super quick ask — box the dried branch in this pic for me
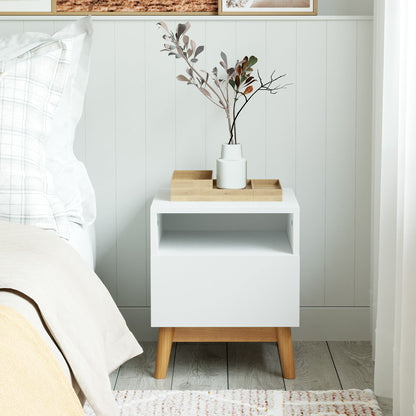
[158,21,288,145]
[228,70,289,144]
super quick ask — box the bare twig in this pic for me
[228,70,288,144]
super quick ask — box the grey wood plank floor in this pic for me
[109,341,393,416]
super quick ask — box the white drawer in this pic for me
[151,255,299,327]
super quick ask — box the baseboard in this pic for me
[119,306,371,342]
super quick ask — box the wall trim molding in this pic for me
[120,306,371,342]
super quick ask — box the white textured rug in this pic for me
[83,389,382,415]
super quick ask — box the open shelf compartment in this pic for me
[155,213,296,256]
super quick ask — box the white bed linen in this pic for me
[67,221,96,269]
[0,221,141,416]
[0,221,97,402]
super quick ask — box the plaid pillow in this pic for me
[0,40,72,238]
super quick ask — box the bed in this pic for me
[0,17,142,416]
[0,222,96,398]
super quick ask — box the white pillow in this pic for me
[0,18,96,226]
[45,17,96,226]
[0,40,72,238]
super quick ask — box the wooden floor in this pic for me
[110,341,392,416]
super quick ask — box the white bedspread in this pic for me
[0,221,143,416]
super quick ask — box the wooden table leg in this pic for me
[154,327,174,379]
[276,327,296,379]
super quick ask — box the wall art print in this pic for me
[219,0,317,15]
[56,0,217,13]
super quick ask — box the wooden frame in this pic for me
[0,0,215,15]
[218,0,317,16]
[154,327,296,380]
[54,0,217,15]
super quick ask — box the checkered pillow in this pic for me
[0,40,72,238]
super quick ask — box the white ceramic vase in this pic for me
[216,143,247,189]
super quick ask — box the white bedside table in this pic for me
[150,188,300,379]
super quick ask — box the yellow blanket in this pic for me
[0,305,84,416]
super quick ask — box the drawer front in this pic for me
[151,255,299,327]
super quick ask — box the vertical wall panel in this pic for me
[22,21,53,33]
[235,21,266,178]
[355,20,373,306]
[115,21,147,307]
[53,19,75,30]
[145,19,176,194]
[296,21,327,306]
[84,21,117,298]
[145,20,176,304]
[0,17,373,333]
[175,21,206,170]
[205,21,237,174]
[266,21,297,187]
[0,21,23,35]
[325,21,357,306]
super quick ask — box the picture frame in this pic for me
[0,0,53,14]
[218,0,317,15]
[0,0,218,14]
[55,0,217,14]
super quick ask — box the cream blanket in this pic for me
[0,221,143,416]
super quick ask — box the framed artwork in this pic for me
[0,0,53,13]
[56,0,216,14]
[219,0,317,15]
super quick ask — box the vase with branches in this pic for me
[158,21,288,189]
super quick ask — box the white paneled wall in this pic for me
[0,17,373,340]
